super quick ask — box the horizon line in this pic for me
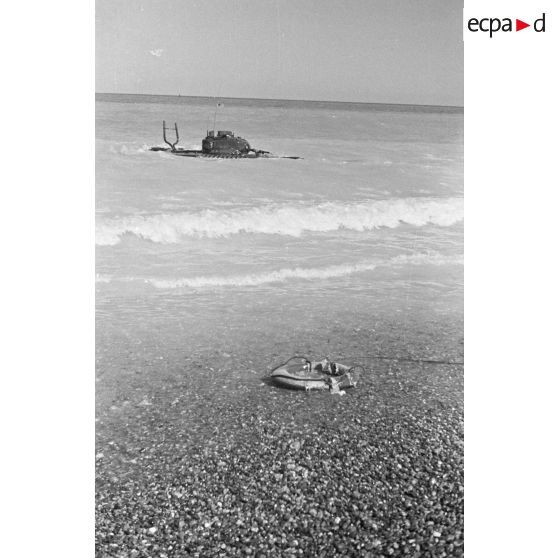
[95,91,464,110]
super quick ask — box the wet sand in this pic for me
[96,308,463,557]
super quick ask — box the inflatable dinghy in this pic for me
[271,356,363,391]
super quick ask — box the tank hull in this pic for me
[202,133,251,155]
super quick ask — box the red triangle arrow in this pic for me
[516,19,530,31]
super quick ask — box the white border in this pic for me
[465,1,557,555]
[1,2,94,557]
[2,1,557,556]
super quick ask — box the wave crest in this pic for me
[150,262,378,289]
[96,252,462,290]
[96,197,463,245]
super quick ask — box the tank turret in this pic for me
[202,130,251,155]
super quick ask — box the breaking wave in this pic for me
[108,143,151,155]
[95,273,112,283]
[149,262,379,289]
[96,197,463,245]
[96,252,462,290]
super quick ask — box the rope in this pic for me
[353,355,463,366]
[272,355,462,375]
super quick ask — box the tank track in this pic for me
[149,147,300,159]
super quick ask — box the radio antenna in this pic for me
[213,101,223,133]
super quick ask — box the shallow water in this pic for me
[96,94,463,400]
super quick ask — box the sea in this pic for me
[95,93,463,402]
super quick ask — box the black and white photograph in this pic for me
[95,1,464,556]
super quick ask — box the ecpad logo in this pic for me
[468,13,546,38]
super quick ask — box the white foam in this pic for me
[150,262,379,289]
[95,251,463,290]
[95,273,112,283]
[390,252,464,266]
[95,197,463,245]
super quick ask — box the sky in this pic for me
[96,0,463,106]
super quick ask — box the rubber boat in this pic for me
[271,356,363,391]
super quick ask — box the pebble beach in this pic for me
[96,309,463,557]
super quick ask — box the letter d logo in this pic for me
[534,13,546,32]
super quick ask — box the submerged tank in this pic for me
[150,121,300,159]
[202,130,251,155]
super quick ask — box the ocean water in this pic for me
[95,94,463,398]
